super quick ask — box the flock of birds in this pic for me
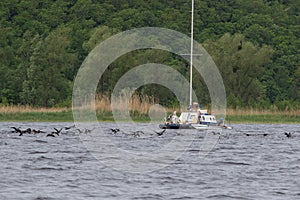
[10,125,93,137]
[242,131,295,138]
[8,125,296,139]
[108,128,167,137]
[9,125,168,138]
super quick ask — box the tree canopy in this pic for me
[0,0,299,109]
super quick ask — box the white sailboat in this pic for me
[159,0,231,130]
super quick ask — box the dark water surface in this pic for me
[0,122,299,200]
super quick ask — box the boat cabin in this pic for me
[179,110,217,125]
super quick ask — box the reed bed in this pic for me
[1,101,299,116]
[1,94,299,123]
[94,94,175,114]
[226,108,300,116]
[0,105,70,113]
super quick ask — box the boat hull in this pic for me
[159,123,194,129]
[159,123,232,130]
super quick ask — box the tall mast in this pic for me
[189,0,194,110]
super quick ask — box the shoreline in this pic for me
[0,110,299,124]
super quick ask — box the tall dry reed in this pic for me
[0,105,70,113]
[2,95,299,117]
[95,93,166,114]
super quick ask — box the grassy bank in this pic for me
[225,108,299,124]
[227,114,299,124]
[0,106,73,122]
[0,105,299,124]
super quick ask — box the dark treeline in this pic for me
[0,0,299,109]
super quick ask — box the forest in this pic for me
[0,0,299,110]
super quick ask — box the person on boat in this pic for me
[167,113,173,123]
[171,111,179,124]
[197,109,201,124]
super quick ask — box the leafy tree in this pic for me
[21,27,77,107]
[203,33,274,105]
[0,0,298,109]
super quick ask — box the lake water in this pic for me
[0,122,299,200]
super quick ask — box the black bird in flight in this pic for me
[154,129,166,136]
[24,128,32,134]
[52,128,62,136]
[32,129,45,134]
[11,127,31,136]
[46,133,56,137]
[11,127,22,134]
[284,132,292,138]
[64,124,75,130]
[110,128,120,134]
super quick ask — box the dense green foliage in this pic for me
[0,0,299,109]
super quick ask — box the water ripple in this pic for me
[0,123,299,199]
